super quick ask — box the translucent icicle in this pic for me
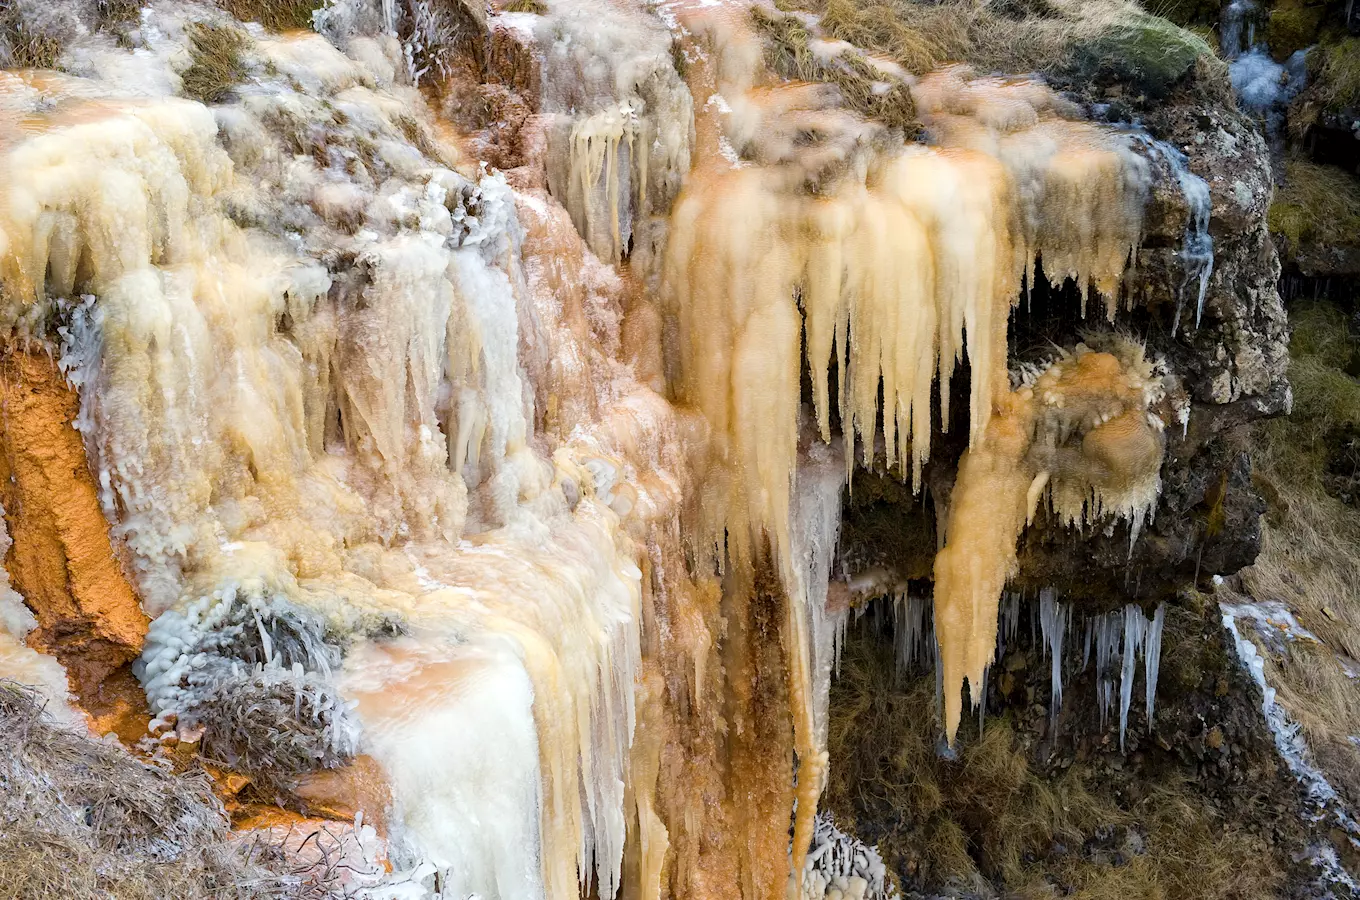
[1120,605,1149,751]
[1144,603,1166,725]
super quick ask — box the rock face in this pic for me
[0,349,147,698]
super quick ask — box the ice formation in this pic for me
[0,17,657,899]
[0,0,1205,893]
[934,342,1167,741]
[1220,0,1311,145]
[795,814,896,900]
[1128,132,1214,329]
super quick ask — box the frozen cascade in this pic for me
[1219,0,1310,147]
[1230,47,1310,148]
[790,437,849,761]
[0,16,663,899]
[0,0,1215,892]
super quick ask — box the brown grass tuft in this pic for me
[824,629,1284,896]
[216,0,322,32]
[503,0,549,13]
[751,6,919,133]
[0,680,342,899]
[1235,301,1360,806]
[181,20,250,105]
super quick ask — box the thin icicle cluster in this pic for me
[1082,603,1167,750]
[538,0,694,268]
[874,587,1167,750]
[1038,589,1072,722]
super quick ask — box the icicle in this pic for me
[1093,611,1123,728]
[1038,589,1068,723]
[1144,603,1166,725]
[892,593,933,675]
[1120,605,1149,751]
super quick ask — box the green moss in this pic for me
[1077,11,1214,94]
[1313,34,1360,111]
[180,21,249,105]
[1268,157,1360,257]
[1265,0,1326,59]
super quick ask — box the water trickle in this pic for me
[1129,132,1215,331]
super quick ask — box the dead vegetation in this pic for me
[823,630,1284,897]
[765,0,1211,93]
[180,20,250,104]
[1235,301,1360,806]
[216,0,322,31]
[0,680,343,900]
[0,0,66,69]
[751,6,919,133]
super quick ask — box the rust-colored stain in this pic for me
[0,348,148,699]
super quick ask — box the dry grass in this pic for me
[751,6,919,133]
[1313,34,1360,112]
[772,0,1210,88]
[0,4,64,69]
[0,680,341,900]
[1268,157,1360,254]
[216,0,321,31]
[97,0,144,27]
[503,0,548,13]
[1236,301,1360,804]
[181,20,250,104]
[824,631,1283,897]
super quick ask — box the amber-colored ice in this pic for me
[656,6,1162,759]
[0,3,1178,896]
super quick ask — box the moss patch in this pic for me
[1074,10,1214,94]
[1312,33,1360,112]
[1265,0,1326,59]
